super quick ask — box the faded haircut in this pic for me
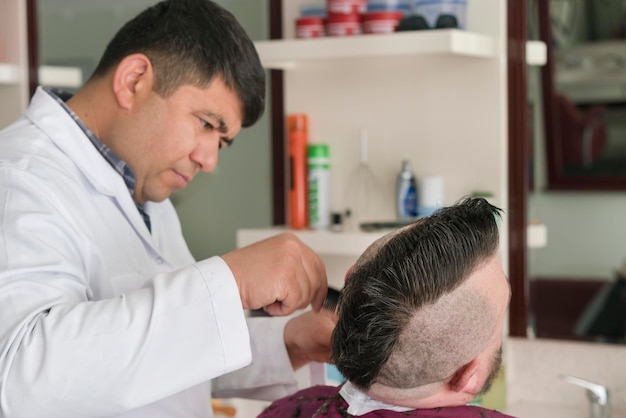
[89,0,265,127]
[331,197,502,390]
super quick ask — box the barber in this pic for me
[0,1,334,417]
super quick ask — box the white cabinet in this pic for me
[38,65,83,89]
[255,29,497,69]
[256,30,546,70]
[0,63,83,89]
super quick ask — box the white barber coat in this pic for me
[0,87,297,417]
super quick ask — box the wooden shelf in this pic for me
[0,64,82,88]
[239,223,547,255]
[528,223,548,249]
[254,30,547,69]
[526,40,547,66]
[254,30,497,70]
[0,63,21,85]
[39,65,83,89]
[237,227,388,256]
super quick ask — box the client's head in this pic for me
[331,197,510,408]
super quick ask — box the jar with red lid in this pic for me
[327,0,367,18]
[296,16,326,38]
[362,11,404,34]
[326,13,362,36]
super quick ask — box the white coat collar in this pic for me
[25,87,127,199]
[24,87,157,244]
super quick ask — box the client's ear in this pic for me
[344,265,354,282]
[448,359,480,394]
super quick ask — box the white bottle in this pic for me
[396,160,418,221]
[418,175,444,217]
[308,144,331,229]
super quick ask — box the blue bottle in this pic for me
[396,160,418,221]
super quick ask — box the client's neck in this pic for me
[365,380,476,409]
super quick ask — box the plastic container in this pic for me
[396,160,418,221]
[327,0,367,17]
[308,144,331,229]
[362,11,404,34]
[330,212,343,232]
[296,17,326,38]
[326,13,362,36]
[418,175,444,216]
[411,0,467,29]
[367,0,411,13]
[300,2,327,17]
[288,114,309,230]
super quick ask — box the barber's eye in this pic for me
[219,138,234,149]
[200,119,213,130]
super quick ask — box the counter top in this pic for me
[505,402,586,418]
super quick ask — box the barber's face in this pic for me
[120,77,243,204]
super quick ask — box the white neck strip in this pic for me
[339,381,415,416]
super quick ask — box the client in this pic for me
[258,197,513,417]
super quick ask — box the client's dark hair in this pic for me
[331,197,502,390]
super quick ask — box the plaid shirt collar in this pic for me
[43,88,151,232]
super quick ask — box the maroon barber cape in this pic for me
[257,385,515,418]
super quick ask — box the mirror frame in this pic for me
[538,0,626,191]
[508,0,530,337]
[269,0,286,226]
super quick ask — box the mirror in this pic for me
[539,0,626,189]
[527,0,626,344]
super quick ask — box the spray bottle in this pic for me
[288,114,308,229]
[396,160,418,221]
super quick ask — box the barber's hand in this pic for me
[221,232,327,316]
[284,309,338,370]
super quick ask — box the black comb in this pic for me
[321,286,341,313]
[249,286,342,317]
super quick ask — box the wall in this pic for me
[37,0,273,259]
[284,55,506,220]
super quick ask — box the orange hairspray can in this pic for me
[288,114,308,230]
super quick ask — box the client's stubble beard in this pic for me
[479,346,503,395]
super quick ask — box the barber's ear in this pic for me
[112,54,154,109]
[448,359,480,393]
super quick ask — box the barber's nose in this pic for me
[191,136,219,173]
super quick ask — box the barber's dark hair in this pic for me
[90,0,265,127]
[331,197,502,390]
